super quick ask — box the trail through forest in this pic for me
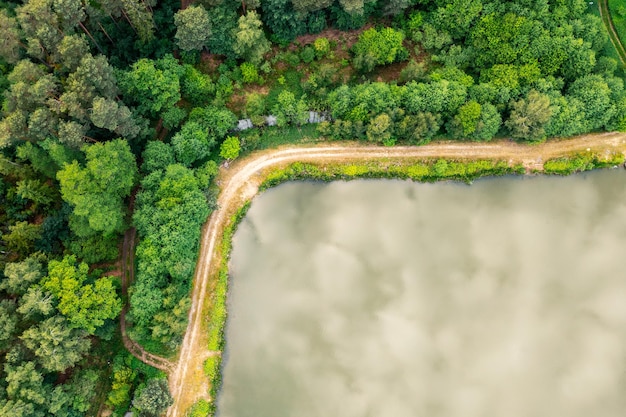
[162,132,626,417]
[120,228,174,372]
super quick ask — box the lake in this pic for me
[218,169,626,417]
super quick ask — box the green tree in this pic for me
[18,286,55,318]
[57,139,137,236]
[141,141,175,173]
[171,121,212,167]
[352,27,406,72]
[181,65,214,106]
[2,256,43,295]
[0,400,40,417]
[233,11,271,65]
[397,112,441,145]
[90,97,140,138]
[4,361,49,405]
[188,105,236,140]
[4,221,42,257]
[21,316,91,372]
[220,136,241,161]
[55,34,89,72]
[505,90,552,142]
[174,5,212,52]
[245,92,267,126]
[132,378,172,417]
[449,101,501,141]
[272,91,309,127]
[567,74,616,130]
[42,255,122,334]
[118,55,183,117]
[366,113,393,143]
[119,0,155,43]
[0,300,18,350]
[16,179,56,207]
[0,10,22,64]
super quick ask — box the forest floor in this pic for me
[164,132,626,417]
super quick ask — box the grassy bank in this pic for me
[199,202,251,416]
[543,151,625,174]
[261,159,525,189]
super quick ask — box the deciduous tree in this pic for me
[174,5,212,52]
[57,139,137,236]
[233,11,271,65]
[219,136,241,161]
[42,255,122,334]
[505,90,552,142]
[21,316,91,372]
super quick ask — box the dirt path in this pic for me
[165,132,626,417]
[120,228,174,372]
[598,0,626,66]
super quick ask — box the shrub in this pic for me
[300,46,316,63]
[189,400,212,417]
[543,152,625,174]
[399,59,427,83]
[284,52,301,66]
[219,136,241,161]
[352,27,407,72]
[240,62,259,84]
[313,37,331,59]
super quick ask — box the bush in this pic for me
[260,159,523,189]
[352,27,407,72]
[543,152,625,174]
[399,59,427,83]
[284,52,301,67]
[313,37,331,59]
[300,46,316,64]
[189,399,212,417]
[219,136,241,161]
[240,62,259,84]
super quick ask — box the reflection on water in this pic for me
[218,170,626,417]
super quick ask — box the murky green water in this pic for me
[218,170,626,417]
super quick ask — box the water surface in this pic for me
[218,170,626,417]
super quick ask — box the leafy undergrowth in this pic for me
[261,159,524,189]
[543,150,625,174]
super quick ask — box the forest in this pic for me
[0,0,625,416]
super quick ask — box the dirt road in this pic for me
[166,133,626,417]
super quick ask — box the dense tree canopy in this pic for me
[0,0,625,415]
